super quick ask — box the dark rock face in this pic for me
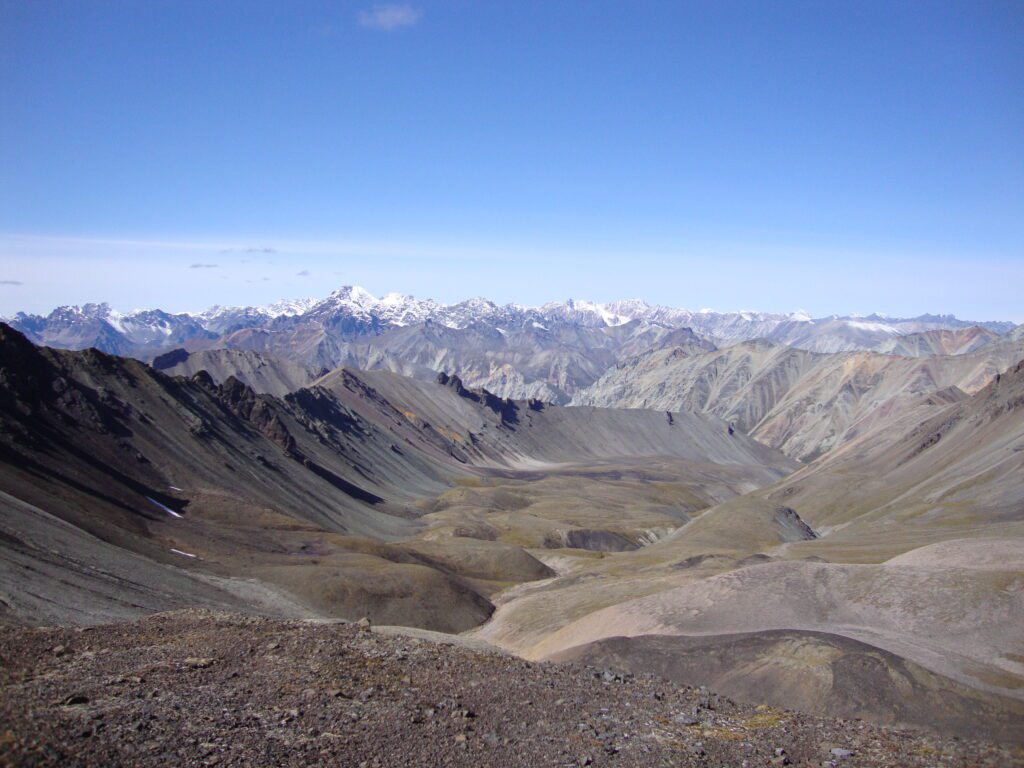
[0,323,130,437]
[437,372,519,425]
[0,322,56,414]
[287,387,366,437]
[151,347,190,370]
[210,376,296,452]
[773,506,817,540]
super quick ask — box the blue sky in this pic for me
[1,1,1022,320]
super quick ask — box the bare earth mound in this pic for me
[551,630,1024,744]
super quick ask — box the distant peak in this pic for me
[329,285,378,303]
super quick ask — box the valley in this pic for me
[2,305,1023,761]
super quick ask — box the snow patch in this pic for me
[146,497,182,518]
[846,320,900,334]
[105,309,126,333]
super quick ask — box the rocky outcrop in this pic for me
[437,372,520,425]
[151,347,190,369]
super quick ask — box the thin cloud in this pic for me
[296,270,310,277]
[0,280,23,286]
[189,263,220,269]
[358,4,422,30]
[219,246,276,254]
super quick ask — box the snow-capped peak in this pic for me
[538,299,631,327]
[328,285,378,306]
[263,297,316,317]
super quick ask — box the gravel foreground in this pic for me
[1,611,1021,768]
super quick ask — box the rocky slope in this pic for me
[756,355,1024,537]
[1,611,1020,767]
[572,337,1024,460]
[153,347,323,397]
[875,325,1002,356]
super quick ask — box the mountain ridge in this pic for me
[8,287,1018,405]
[9,286,1017,354]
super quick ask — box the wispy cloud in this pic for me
[0,280,23,286]
[296,270,310,277]
[220,246,276,254]
[189,263,220,269]
[358,4,422,31]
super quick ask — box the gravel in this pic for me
[1,610,1020,767]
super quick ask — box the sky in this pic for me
[1,1,1022,321]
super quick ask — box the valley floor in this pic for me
[2,610,1021,768]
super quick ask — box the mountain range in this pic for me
[6,287,1021,404]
